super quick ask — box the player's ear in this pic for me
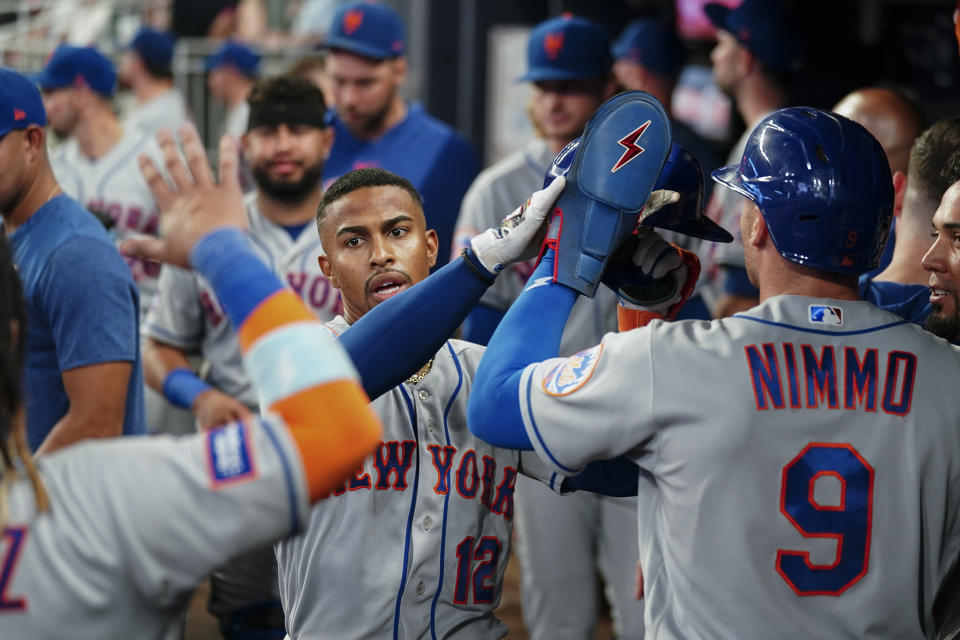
[318,254,340,289]
[424,228,438,268]
[22,126,45,164]
[320,126,335,159]
[892,171,907,219]
[391,57,407,87]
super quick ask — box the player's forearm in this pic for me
[339,249,493,400]
[469,249,578,449]
[142,338,193,393]
[192,228,382,501]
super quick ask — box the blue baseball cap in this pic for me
[611,18,685,77]
[0,68,46,136]
[519,14,612,83]
[324,2,405,60]
[204,41,261,77]
[129,27,175,70]
[704,0,804,73]
[34,45,116,96]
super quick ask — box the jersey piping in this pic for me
[393,384,421,640]
[733,314,908,336]
[429,341,465,638]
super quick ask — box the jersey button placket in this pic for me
[418,389,430,401]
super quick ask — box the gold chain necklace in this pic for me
[405,358,435,385]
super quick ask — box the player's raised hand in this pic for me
[120,124,247,268]
[470,175,565,274]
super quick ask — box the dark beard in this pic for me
[251,161,324,205]
[924,293,960,342]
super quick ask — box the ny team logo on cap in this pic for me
[543,31,564,59]
[343,9,364,35]
[611,120,651,173]
[809,305,843,326]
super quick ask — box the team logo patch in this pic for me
[13,109,25,121]
[808,304,843,326]
[542,344,604,396]
[611,120,651,173]
[343,9,364,34]
[206,422,257,487]
[543,32,564,59]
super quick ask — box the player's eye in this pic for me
[345,236,363,248]
[389,227,408,238]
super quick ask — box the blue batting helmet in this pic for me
[546,139,732,243]
[711,107,893,274]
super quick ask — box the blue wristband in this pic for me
[163,368,213,409]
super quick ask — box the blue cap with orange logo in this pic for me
[519,14,612,83]
[704,0,804,73]
[34,44,117,96]
[324,1,405,60]
[0,68,45,136]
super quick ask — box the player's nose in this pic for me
[368,235,395,266]
[921,236,947,274]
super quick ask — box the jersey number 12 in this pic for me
[776,442,873,596]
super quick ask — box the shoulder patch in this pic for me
[542,344,604,396]
[205,422,258,488]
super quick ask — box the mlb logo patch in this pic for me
[206,422,257,487]
[543,344,604,396]
[809,305,843,326]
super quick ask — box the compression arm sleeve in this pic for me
[192,228,382,502]
[339,248,493,400]
[461,304,506,346]
[468,249,577,449]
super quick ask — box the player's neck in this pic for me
[353,97,407,141]
[735,79,786,128]
[2,168,60,234]
[134,79,173,106]
[759,260,861,303]
[874,248,929,287]
[256,189,322,227]
[75,112,124,161]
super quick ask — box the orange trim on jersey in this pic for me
[617,306,663,332]
[276,380,382,502]
[237,290,316,352]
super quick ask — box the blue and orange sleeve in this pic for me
[192,229,382,502]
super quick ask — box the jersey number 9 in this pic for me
[776,442,874,596]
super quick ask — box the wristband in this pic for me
[460,247,497,286]
[163,368,213,409]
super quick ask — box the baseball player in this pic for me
[470,107,960,638]
[36,44,164,321]
[0,125,381,640]
[923,179,960,344]
[118,26,193,136]
[142,76,339,638]
[450,17,641,637]
[321,1,480,267]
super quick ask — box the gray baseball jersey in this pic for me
[124,88,192,137]
[453,138,619,355]
[0,416,309,640]
[276,317,563,640]
[50,130,163,320]
[145,193,342,408]
[519,295,960,639]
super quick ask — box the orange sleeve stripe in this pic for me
[238,290,316,352]
[274,380,383,503]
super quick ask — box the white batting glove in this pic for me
[470,176,565,274]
